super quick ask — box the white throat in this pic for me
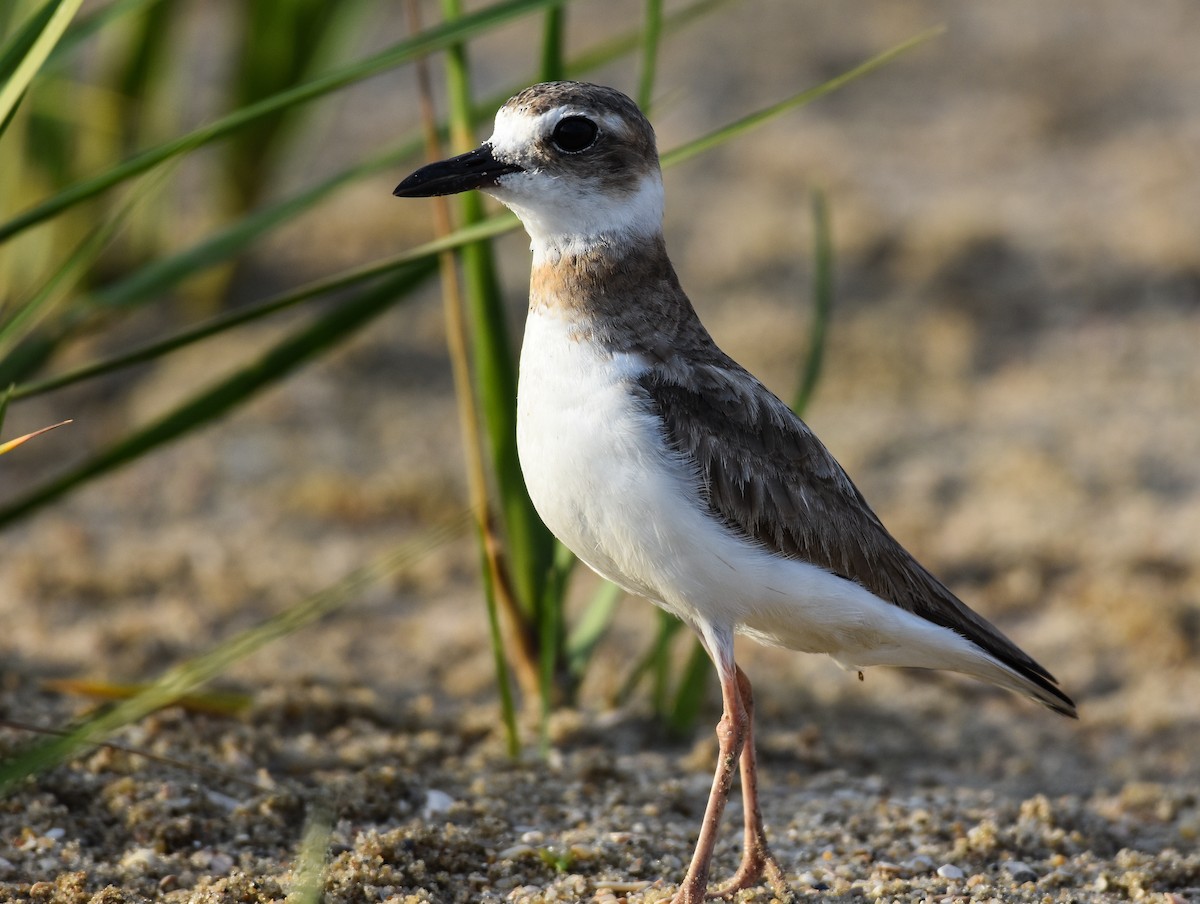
[493,171,665,263]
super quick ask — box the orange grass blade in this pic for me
[43,679,253,717]
[0,418,71,455]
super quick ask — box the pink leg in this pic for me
[708,667,792,900]
[671,654,748,904]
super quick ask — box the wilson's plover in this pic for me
[395,81,1076,904]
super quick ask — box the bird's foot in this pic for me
[706,847,794,901]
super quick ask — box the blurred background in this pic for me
[1,0,1198,872]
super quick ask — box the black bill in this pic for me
[393,144,522,198]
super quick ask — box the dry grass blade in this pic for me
[0,418,70,456]
[41,679,251,717]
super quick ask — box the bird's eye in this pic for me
[550,116,598,153]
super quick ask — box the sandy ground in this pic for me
[2,1,1199,901]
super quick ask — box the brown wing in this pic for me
[636,354,1069,701]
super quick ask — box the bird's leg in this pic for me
[708,666,793,900]
[672,657,748,904]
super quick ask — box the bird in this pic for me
[394,81,1076,904]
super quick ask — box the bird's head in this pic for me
[394,81,665,256]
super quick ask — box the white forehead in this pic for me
[488,104,629,160]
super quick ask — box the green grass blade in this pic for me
[0,86,22,140]
[0,0,568,244]
[51,0,169,64]
[667,638,711,737]
[651,614,684,714]
[564,0,727,80]
[0,182,125,337]
[0,261,436,530]
[616,614,682,707]
[107,0,177,154]
[538,557,564,751]
[540,8,565,82]
[662,26,945,170]
[0,515,468,793]
[475,520,521,757]
[225,0,372,211]
[534,0,570,729]
[792,189,832,416]
[0,0,84,130]
[88,145,417,314]
[0,383,11,436]
[286,800,334,904]
[636,0,663,109]
[565,580,623,681]
[0,165,163,360]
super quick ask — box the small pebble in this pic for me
[423,789,455,819]
[1003,859,1039,883]
[205,790,242,812]
[936,863,965,879]
[591,880,649,893]
[496,843,537,861]
[905,855,935,873]
[120,847,164,874]
[567,843,595,861]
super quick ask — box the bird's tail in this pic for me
[962,654,1077,718]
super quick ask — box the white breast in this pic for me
[516,307,681,603]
